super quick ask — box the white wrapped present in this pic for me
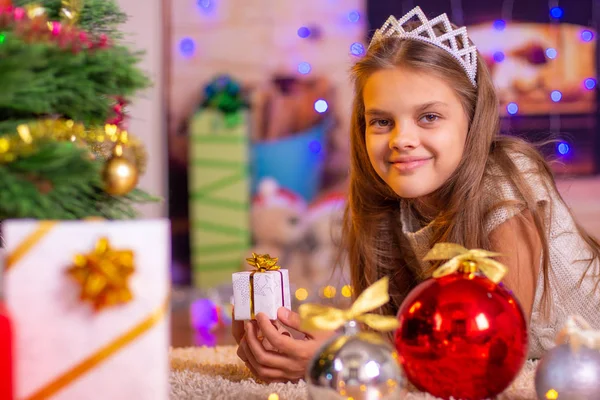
[2,219,170,400]
[232,254,291,320]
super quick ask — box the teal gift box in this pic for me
[251,121,329,203]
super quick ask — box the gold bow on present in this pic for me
[556,315,600,352]
[245,252,281,272]
[424,243,507,284]
[66,237,135,312]
[299,277,399,332]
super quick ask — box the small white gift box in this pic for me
[2,219,170,400]
[232,268,291,320]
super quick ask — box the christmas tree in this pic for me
[0,0,155,221]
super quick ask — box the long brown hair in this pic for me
[344,33,600,315]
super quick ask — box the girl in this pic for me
[233,6,600,382]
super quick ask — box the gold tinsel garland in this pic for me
[0,119,147,175]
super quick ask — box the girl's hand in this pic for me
[231,306,250,363]
[238,307,334,383]
[231,306,244,344]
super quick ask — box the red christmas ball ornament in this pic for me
[0,301,14,399]
[394,244,528,400]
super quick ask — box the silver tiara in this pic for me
[369,6,478,87]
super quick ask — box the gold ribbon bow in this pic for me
[424,243,507,284]
[555,315,600,352]
[66,237,135,312]
[245,252,281,272]
[299,277,399,332]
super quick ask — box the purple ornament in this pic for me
[190,298,219,331]
[194,330,217,347]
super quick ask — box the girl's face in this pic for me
[363,66,469,199]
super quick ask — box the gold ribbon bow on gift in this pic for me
[424,243,507,284]
[66,237,136,312]
[299,277,399,332]
[555,315,600,352]
[246,252,281,272]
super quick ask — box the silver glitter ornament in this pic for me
[306,320,407,400]
[535,343,600,399]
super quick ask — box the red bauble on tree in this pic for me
[394,244,528,400]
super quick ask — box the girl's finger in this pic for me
[236,340,248,362]
[242,335,288,383]
[255,313,309,358]
[245,321,292,370]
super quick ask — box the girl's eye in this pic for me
[370,119,392,127]
[420,114,439,123]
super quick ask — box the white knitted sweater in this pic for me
[398,153,600,359]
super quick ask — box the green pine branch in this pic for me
[0,141,158,219]
[0,33,150,132]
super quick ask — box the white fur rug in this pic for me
[169,346,539,400]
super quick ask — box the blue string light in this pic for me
[350,42,365,56]
[314,99,329,113]
[197,0,213,11]
[557,142,570,155]
[309,140,322,154]
[584,78,597,90]
[581,30,594,42]
[545,48,557,59]
[348,11,360,22]
[179,37,196,57]
[550,90,562,102]
[507,102,519,115]
[493,19,506,31]
[298,62,312,75]
[493,51,505,62]
[297,26,311,38]
[550,7,563,19]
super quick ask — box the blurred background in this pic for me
[118,0,600,347]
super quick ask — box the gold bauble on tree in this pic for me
[102,144,138,195]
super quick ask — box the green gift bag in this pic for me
[188,109,250,288]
